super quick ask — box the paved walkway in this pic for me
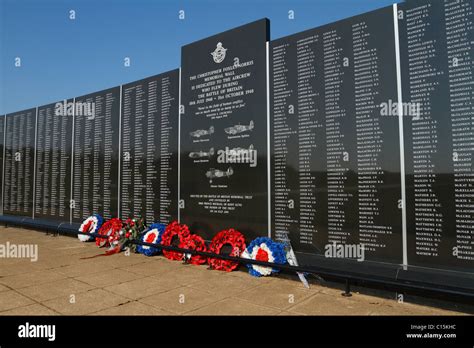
[0,226,472,315]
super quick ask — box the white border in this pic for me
[393,4,408,269]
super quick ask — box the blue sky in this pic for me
[0,0,401,115]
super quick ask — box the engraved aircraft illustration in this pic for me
[189,147,215,159]
[206,167,234,183]
[224,121,254,135]
[190,126,214,138]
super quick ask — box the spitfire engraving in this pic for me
[224,120,254,135]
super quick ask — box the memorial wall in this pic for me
[270,5,403,264]
[72,87,121,222]
[3,108,36,217]
[0,0,472,288]
[120,71,179,224]
[35,100,73,221]
[0,115,4,215]
[269,0,474,276]
[400,0,474,272]
[180,19,270,240]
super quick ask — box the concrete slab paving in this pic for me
[0,270,67,289]
[52,261,116,278]
[189,272,265,297]
[92,301,174,315]
[288,293,380,315]
[0,226,473,316]
[233,281,318,311]
[187,298,282,315]
[0,290,35,312]
[150,264,225,287]
[74,268,145,288]
[119,259,185,277]
[41,288,129,315]
[139,286,224,314]
[16,278,94,302]
[0,261,43,277]
[103,277,171,300]
[1,303,59,316]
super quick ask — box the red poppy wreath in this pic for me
[208,229,246,272]
[180,234,208,265]
[161,221,190,260]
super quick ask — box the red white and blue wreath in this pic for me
[137,223,166,257]
[242,237,287,277]
[77,214,103,242]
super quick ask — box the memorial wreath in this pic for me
[181,234,208,265]
[77,214,103,242]
[242,237,287,277]
[117,217,147,252]
[208,229,246,272]
[137,222,166,257]
[95,218,123,248]
[161,221,191,261]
